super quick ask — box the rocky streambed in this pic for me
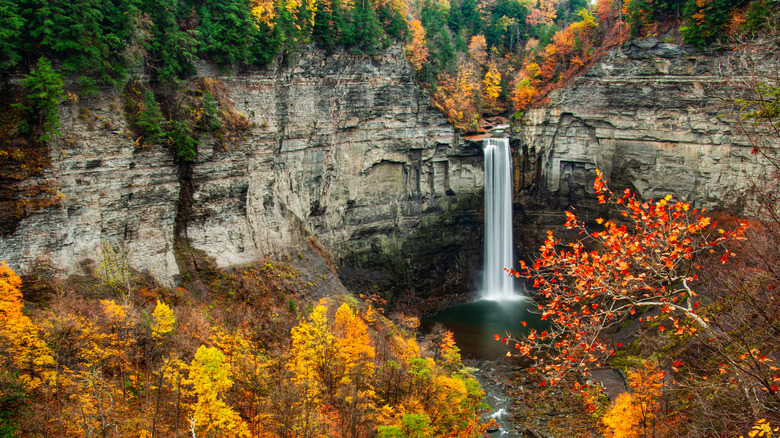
[471,359,609,438]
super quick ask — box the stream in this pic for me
[422,298,545,436]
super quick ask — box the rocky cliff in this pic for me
[515,37,776,223]
[0,46,484,298]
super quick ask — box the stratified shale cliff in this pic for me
[0,46,484,297]
[515,37,776,219]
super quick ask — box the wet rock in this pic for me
[522,429,545,438]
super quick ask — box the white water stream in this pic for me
[482,138,517,300]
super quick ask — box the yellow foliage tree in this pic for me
[251,0,277,27]
[483,63,503,112]
[603,392,645,438]
[0,261,54,390]
[288,303,334,436]
[151,299,176,340]
[188,345,250,437]
[332,303,377,437]
[603,362,663,438]
[407,19,429,72]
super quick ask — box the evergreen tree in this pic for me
[484,0,527,51]
[143,0,198,84]
[202,91,221,132]
[460,0,483,34]
[18,57,64,142]
[447,0,464,34]
[273,0,304,61]
[0,0,24,70]
[134,89,166,145]
[198,0,262,66]
[168,120,197,161]
[19,0,132,89]
[249,19,280,65]
[378,3,408,42]
[420,0,455,70]
[312,0,340,52]
[351,0,385,55]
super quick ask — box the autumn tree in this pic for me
[467,35,488,66]
[151,299,176,340]
[407,19,430,72]
[287,303,334,436]
[502,170,747,386]
[0,261,54,391]
[482,62,503,113]
[332,303,378,437]
[526,0,557,26]
[188,345,250,437]
[602,362,665,438]
[432,63,481,131]
[511,79,538,112]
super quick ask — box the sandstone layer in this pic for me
[1,46,484,296]
[515,37,776,219]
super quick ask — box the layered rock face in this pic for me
[516,37,775,217]
[1,46,484,294]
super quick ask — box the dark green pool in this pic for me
[422,297,545,360]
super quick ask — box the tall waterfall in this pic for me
[482,138,516,300]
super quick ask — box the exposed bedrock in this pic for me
[514,37,776,232]
[0,46,484,299]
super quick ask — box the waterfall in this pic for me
[482,138,516,300]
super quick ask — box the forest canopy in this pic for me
[2,0,774,122]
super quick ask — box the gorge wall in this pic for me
[514,36,776,226]
[0,46,484,299]
[6,37,774,302]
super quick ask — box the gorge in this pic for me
[3,37,773,305]
[2,0,779,433]
[1,32,779,438]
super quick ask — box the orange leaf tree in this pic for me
[505,170,747,386]
[602,362,664,438]
[0,261,54,390]
[407,19,430,72]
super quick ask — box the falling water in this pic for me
[482,138,516,300]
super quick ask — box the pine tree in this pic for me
[350,0,385,55]
[143,0,198,84]
[134,89,166,145]
[18,57,64,142]
[378,3,408,42]
[0,0,24,70]
[19,0,131,89]
[312,0,340,53]
[198,0,262,66]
